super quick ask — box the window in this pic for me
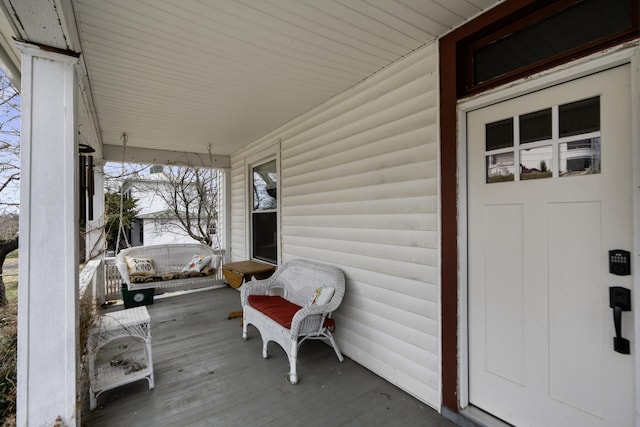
[460,0,637,96]
[485,96,600,183]
[251,159,278,264]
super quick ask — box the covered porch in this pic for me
[2,1,493,424]
[81,286,453,427]
[5,0,640,425]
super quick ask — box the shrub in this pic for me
[0,303,17,427]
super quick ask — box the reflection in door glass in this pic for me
[559,138,601,176]
[486,152,514,183]
[520,145,552,180]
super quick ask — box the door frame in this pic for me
[455,45,640,422]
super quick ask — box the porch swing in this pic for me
[112,134,225,301]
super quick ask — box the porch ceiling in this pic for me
[1,0,498,159]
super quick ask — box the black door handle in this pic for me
[609,286,631,354]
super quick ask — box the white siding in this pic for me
[230,154,247,261]
[141,219,202,246]
[230,44,440,408]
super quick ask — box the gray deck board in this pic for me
[82,287,455,427]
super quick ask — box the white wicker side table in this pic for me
[87,306,154,410]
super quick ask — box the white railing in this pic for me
[104,257,122,301]
[79,258,105,306]
[78,259,104,416]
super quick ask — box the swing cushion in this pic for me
[125,257,156,277]
[128,266,217,284]
[181,255,213,273]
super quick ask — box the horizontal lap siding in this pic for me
[230,44,440,408]
[230,155,246,262]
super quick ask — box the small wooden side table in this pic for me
[223,260,276,319]
[222,260,276,289]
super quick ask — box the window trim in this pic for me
[245,144,281,265]
[484,97,601,183]
[459,0,639,97]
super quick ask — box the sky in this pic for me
[0,67,20,213]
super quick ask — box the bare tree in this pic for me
[140,166,218,247]
[0,72,20,306]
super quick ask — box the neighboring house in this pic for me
[4,1,640,426]
[121,166,218,247]
[132,210,191,247]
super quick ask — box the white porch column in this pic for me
[219,169,232,263]
[16,42,80,426]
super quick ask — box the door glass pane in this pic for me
[487,152,515,183]
[486,118,514,151]
[520,145,552,180]
[559,97,600,137]
[520,108,552,144]
[559,138,601,176]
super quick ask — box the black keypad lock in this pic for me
[609,250,631,276]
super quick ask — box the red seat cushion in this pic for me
[248,295,336,330]
[248,295,301,328]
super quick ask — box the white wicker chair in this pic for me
[115,243,222,291]
[241,258,345,384]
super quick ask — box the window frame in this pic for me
[245,146,280,265]
[459,0,639,97]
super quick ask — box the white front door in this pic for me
[467,64,635,427]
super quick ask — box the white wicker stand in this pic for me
[87,306,154,410]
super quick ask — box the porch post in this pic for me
[220,169,232,263]
[16,42,80,426]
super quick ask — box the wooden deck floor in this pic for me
[82,286,455,427]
